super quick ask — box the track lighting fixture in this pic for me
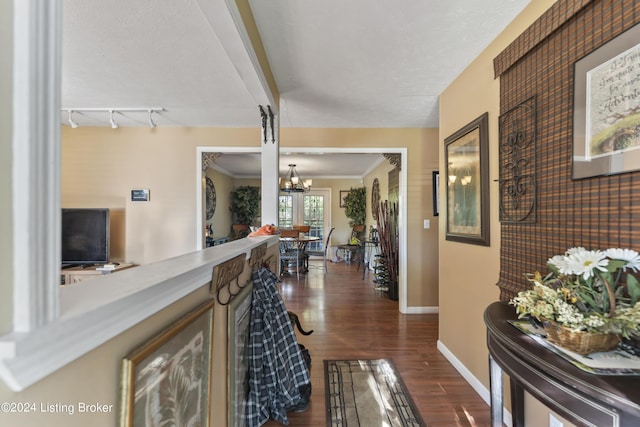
[109,110,119,129]
[148,109,157,128]
[60,108,164,128]
[67,110,79,128]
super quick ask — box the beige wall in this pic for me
[438,0,562,419]
[61,127,261,264]
[317,177,364,246]
[0,0,12,335]
[62,127,440,308]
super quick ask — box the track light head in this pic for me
[109,110,119,129]
[61,108,164,128]
[148,109,157,128]
[67,110,79,128]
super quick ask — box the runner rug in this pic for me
[324,359,425,426]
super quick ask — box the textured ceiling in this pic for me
[62,0,530,176]
[62,0,530,129]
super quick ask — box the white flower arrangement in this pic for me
[510,247,640,339]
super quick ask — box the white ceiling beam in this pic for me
[195,0,278,112]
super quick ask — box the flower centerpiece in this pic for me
[510,247,640,354]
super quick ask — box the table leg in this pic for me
[489,355,504,427]
[510,378,524,426]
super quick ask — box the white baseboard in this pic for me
[403,306,439,314]
[436,340,512,427]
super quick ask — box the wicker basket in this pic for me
[544,323,620,355]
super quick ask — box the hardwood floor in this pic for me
[263,260,492,427]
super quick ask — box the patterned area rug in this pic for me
[324,359,425,426]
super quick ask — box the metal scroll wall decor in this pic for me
[259,105,275,144]
[498,96,537,223]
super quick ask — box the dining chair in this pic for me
[279,228,301,238]
[279,229,304,279]
[293,225,311,235]
[336,225,366,265]
[304,227,334,273]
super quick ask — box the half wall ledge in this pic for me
[0,235,278,391]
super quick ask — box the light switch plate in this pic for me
[423,219,430,229]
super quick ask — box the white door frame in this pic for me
[196,146,408,313]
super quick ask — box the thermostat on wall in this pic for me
[131,189,150,202]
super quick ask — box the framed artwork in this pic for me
[573,23,640,179]
[119,300,214,427]
[339,190,350,208]
[228,284,253,427]
[444,113,490,246]
[432,171,440,216]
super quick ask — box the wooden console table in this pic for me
[484,301,640,427]
[60,263,136,285]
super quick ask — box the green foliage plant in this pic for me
[230,185,260,225]
[343,187,366,227]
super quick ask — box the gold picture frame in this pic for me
[227,283,253,427]
[119,300,214,427]
[444,113,490,246]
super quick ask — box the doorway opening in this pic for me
[279,189,331,252]
[196,146,409,312]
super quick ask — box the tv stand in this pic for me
[60,263,100,270]
[60,263,135,285]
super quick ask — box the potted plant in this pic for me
[229,186,260,238]
[510,247,640,354]
[343,187,366,227]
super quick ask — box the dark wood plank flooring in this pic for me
[263,260,492,426]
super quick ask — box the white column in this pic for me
[12,0,62,331]
[261,106,279,226]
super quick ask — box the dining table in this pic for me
[279,235,320,274]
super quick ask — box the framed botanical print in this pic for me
[228,284,253,427]
[120,300,214,427]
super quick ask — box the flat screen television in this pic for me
[61,208,110,266]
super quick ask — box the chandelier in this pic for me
[280,164,312,193]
